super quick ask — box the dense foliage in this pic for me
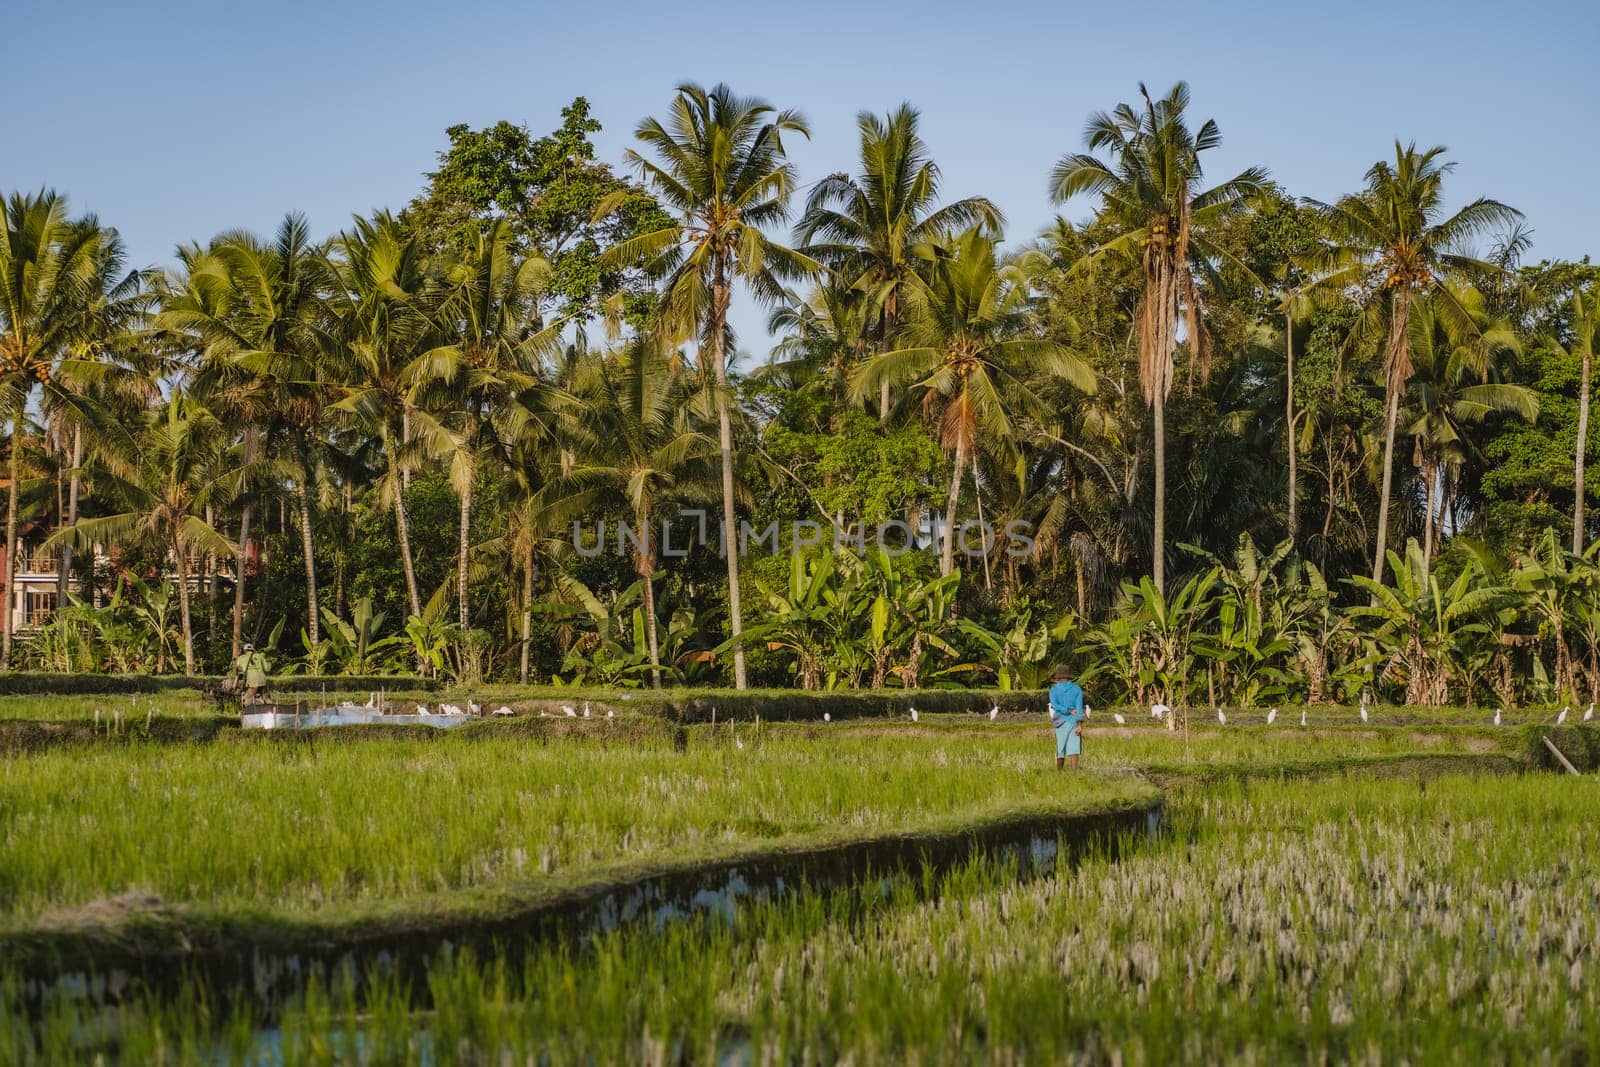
[4,82,1596,705]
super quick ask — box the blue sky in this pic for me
[6,0,1596,353]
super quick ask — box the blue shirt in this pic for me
[1049,681,1084,727]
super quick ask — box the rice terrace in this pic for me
[5,0,1600,1062]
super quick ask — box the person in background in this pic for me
[231,643,270,706]
[1048,664,1086,770]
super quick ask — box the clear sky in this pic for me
[6,0,1596,353]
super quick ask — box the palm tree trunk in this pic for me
[2,394,26,668]
[1372,380,1403,589]
[710,266,746,689]
[293,442,320,647]
[940,436,968,578]
[1285,308,1298,540]
[971,461,992,591]
[1422,455,1438,568]
[1577,350,1592,555]
[520,538,535,684]
[176,543,195,676]
[58,425,82,600]
[638,515,661,690]
[232,503,251,659]
[457,472,472,631]
[1152,385,1167,596]
[385,434,421,619]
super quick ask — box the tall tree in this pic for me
[555,337,717,687]
[611,82,817,689]
[1546,286,1597,553]
[1404,285,1535,565]
[327,212,440,620]
[48,394,238,674]
[1307,142,1519,587]
[1050,82,1267,593]
[852,228,1095,577]
[158,215,334,646]
[426,219,557,632]
[0,191,131,667]
[796,104,1003,418]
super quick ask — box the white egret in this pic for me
[1151,703,1169,720]
[1300,710,1307,727]
[1267,709,1277,725]
[561,705,576,717]
[1494,708,1502,726]
[1557,705,1569,725]
[440,704,463,716]
[823,712,831,723]
[365,692,378,709]
[1217,709,1227,725]
[910,708,919,722]
[989,705,1000,721]
[1113,712,1126,725]
[468,700,482,716]
[606,708,615,719]
[493,706,514,717]
[584,702,591,718]
[1586,703,1595,722]
[415,704,429,716]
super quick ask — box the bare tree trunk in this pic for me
[1372,293,1412,590]
[58,425,82,600]
[2,394,26,668]
[1372,382,1403,590]
[1422,455,1438,568]
[1577,350,1592,554]
[1285,308,1298,540]
[232,503,251,659]
[1152,385,1167,596]
[457,473,472,631]
[385,434,421,619]
[972,461,992,591]
[940,436,967,578]
[520,539,535,684]
[293,441,320,647]
[176,543,195,676]
[638,514,661,690]
[710,266,746,689]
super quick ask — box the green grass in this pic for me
[0,726,1147,926]
[7,771,1592,1063]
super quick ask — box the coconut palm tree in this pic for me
[851,227,1095,577]
[47,394,238,674]
[1306,142,1520,586]
[1546,286,1597,553]
[796,104,1003,419]
[611,82,817,689]
[159,215,336,647]
[424,218,558,633]
[0,190,136,667]
[1050,82,1268,594]
[551,337,718,687]
[1404,285,1536,565]
[326,212,441,620]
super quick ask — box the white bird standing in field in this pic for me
[493,706,514,716]
[1217,708,1227,725]
[1557,705,1569,725]
[440,703,463,716]
[606,708,614,720]
[1494,708,1502,726]
[415,704,429,716]
[1113,712,1125,725]
[583,702,591,718]
[1299,709,1307,727]
[989,704,1000,721]
[1360,704,1369,724]
[1151,703,1169,720]
[1267,708,1277,726]
[1585,702,1595,722]
[823,712,831,722]
[561,704,576,717]
[909,707,919,722]
[365,692,378,709]
[468,700,482,716]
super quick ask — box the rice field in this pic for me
[0,727,1152,925]
[5,770,1593,1063]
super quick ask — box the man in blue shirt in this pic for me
[1048,665,1086,771]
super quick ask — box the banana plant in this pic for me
[1347,540,1516,705]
